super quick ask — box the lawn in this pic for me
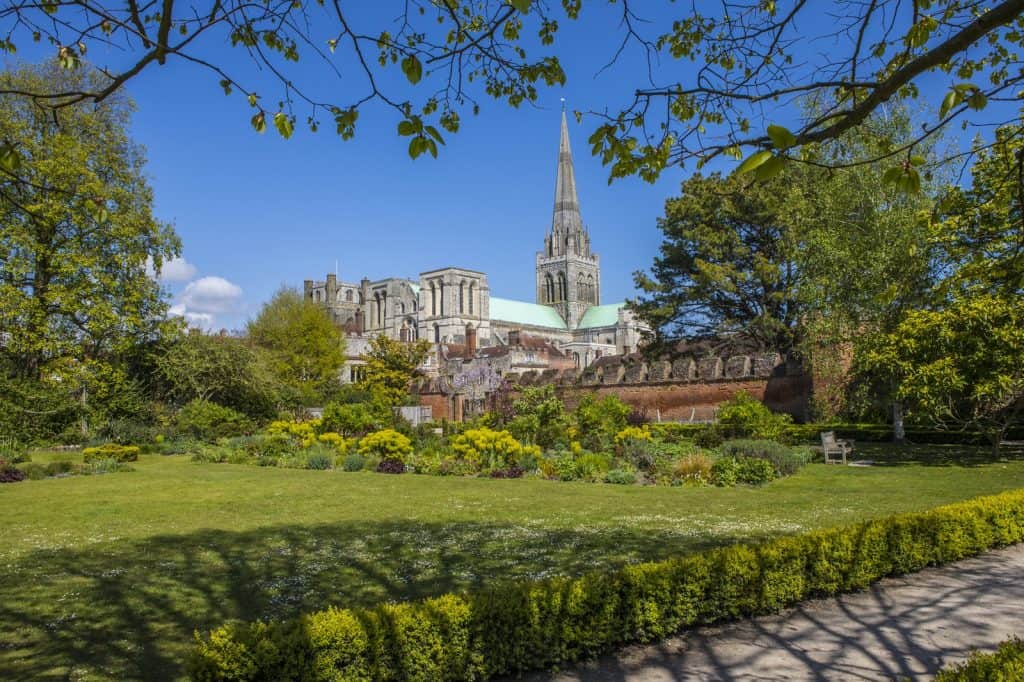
[3,448,1024,680]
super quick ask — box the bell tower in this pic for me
[536,110,600,328]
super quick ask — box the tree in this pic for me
[862,294,1024,453]
[247,288,346,406]
[153,331,279,418]
[357,335,431,407]
[0,63,179,435]
[632,170,806,354]
[937,121,1024,296]
[1,2,1019,181]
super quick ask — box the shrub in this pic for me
[716,391,792,441]
[574,452,612,482]
[177,400,254,442]
[719,439,810,477]
[673,454,714,485]
[341,453,366,472]
[574,394,631,452]
[45,460,74,476]
[735,457,776,485]
[375,458,406,474]
[935,637,1024,681]
[619,438,656,473]
[193,489,1024,681]
[693,425,724,449]
[83,443,140,463]
[0,464,26,483]
[451,428,537,471]
[20,462,48,480]
[489,466,525,479]
[604,468,637,485]
[711,457,739,487]
[158,438,201,456]
[357,429,413,463]
[0,438,29,463]
[306,452,333,470]
[81,458,133,475]
[98,418,159,446]
[614,426,652,449]
[319,401,384,437]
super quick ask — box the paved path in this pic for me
[519,545,1024,681]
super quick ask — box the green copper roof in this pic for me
[578,303,625,329]
[489,297,567,329]
[408,282,420,295]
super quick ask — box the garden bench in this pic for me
[819,431,854,464]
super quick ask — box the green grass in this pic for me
[3,448,1024,680]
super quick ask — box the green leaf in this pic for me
[909,154,926,167]
[424,125,444,144]
[939,90,960,118]
[401,54,423,85]
[251,111,266,134]
[967,90,987,111]
[397,120,416,136]
[509,0,531,12]
[0,142,21,173]
[734,150,774,176]
[766,124,797,150]
[274,112,293,139]
[881,167,903,185]
[753,154,785,180]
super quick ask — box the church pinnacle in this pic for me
[548,110,589,258]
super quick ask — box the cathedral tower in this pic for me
[536,110,601,328]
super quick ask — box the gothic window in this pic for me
[587,274,595,303]
[469,282,475,314]
[439,281,445,316]
[459,281,465,314]
[430,282,436,316]
[573,352,580,368]
[544,274,554,303]
[434,323,440,343]
[557,272,567,302]
[345,290,353,302]
[577,274,586,301]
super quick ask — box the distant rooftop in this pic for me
[578,303,625,329]
[489,297,567,330]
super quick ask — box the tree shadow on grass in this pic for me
[0,518,786,681]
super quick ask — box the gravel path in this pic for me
[518,544,1024,681]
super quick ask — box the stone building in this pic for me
[305,111,649,382]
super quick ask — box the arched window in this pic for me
[557,272,567,302]
[430,282,436,316]
[468,282,475,314]
[345,290,353,302]
[587,274,595,303]
[459,281,465,314]
[573,352,580,368]
[544,274,554,303]
[439,281,445,316]
[373,293,381,327]
[577,274,586,301]
[433,323,440,343]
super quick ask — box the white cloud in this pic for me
[160,257,198,282]
[168,276,244,330]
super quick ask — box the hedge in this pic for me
[82,443,140,463]
[934,637,1024,680]
[191,489,1024,681]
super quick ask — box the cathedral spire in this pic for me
[551,110,585,253]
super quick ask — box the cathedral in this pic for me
[305,111,649,382]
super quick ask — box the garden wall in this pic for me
[414,351,813,422]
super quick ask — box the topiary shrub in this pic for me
[83,443,140,463]
[716,391,792,441]
[357,429,413,464]
[176,399,254,442]
[604,468,637,485]
[341,453,366,472]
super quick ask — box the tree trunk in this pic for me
[79,384,89,439]
[892,400,906,443]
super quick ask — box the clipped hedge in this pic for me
[935,637,1024,681]
[82,443,140,463]
[192,489,1024,680]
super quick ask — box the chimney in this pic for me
[465,323,477,356]
[507,329,521,347]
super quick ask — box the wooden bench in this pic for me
[819,431,854,464]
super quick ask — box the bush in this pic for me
[83,443,140,463]
[719,439,810,477]
[193,489,1024,681]
[604,468,637,485]
[0,463,26,483]
[574,394,631,452]
[305,449,334,470]
[450,428,537,471]
[735,457,776,485]
[176,400,254,442]
[20,462,48,480]
[716,391,792,441]
[935,637,1024,681]
[711,457,739,487]
[489,466,525,479]
[693,424,724,449]
[375,458,406,474]
[673,454,714,485]
[45,460,74,477]
[574,452,612,482]
[158,438,201,456]
[319,401,384,437]
[81,458,133,475]
[0,438,29,463]
[341,453,366,472]
[357,429,413,464]
[619,438,656,473]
